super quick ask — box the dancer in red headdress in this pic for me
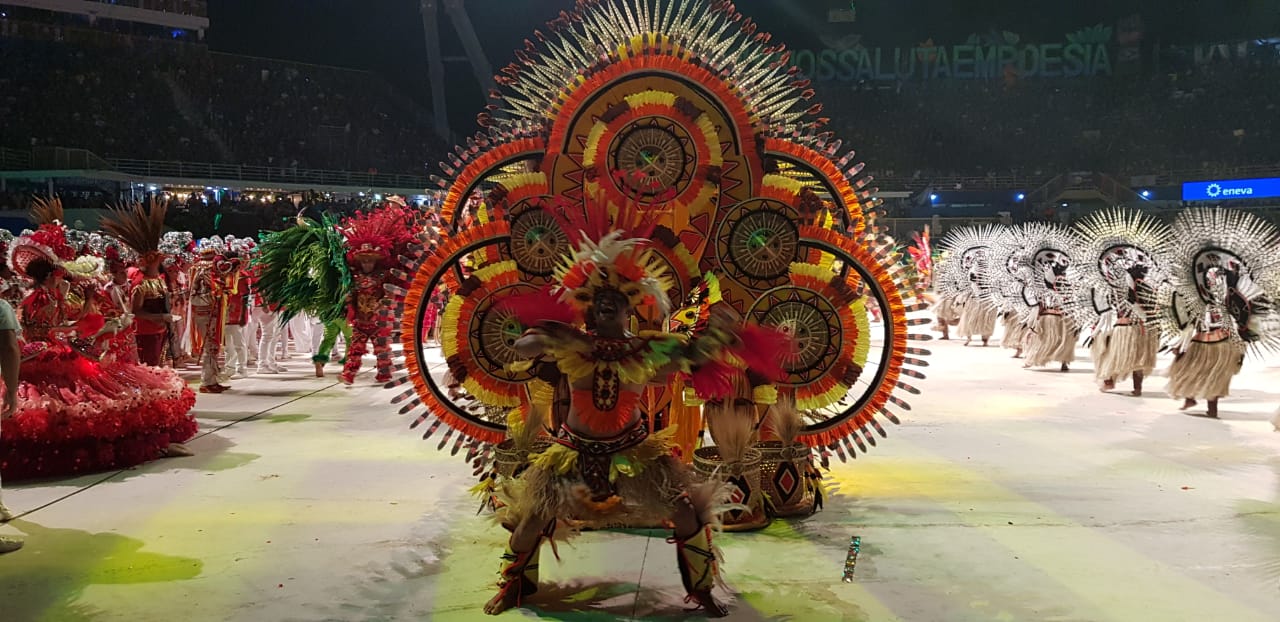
[339,200,420,385]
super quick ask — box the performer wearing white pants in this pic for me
[244,301,260,367]
[255,306,285,374]
[222,324,249,379]
[287,313,313,359]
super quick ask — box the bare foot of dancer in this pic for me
[1130,372,1143,397]
[1060,363,1070,372]
[1102,379,1115,392]
[1206,398,1219,419]
[314,362,325,377]
[1179,398,1197,411]
[981,337,989,347]
[686,590,729,618]
[484,587,523,615]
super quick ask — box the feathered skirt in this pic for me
[1166,337,1243,401]
[958,294,998,339]
[1025,313,1077,367]
[496,424,691,528]
[1002,314,1030,351]
[1092,324,1160,383]
[934,293,961,328]
[0,341,198,480]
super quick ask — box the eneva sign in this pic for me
[1182,178,1280,202]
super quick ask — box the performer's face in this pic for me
[359,258,377,273]
[591,289,628,329]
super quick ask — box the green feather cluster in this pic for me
[251,213,352,323]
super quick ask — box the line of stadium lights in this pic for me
[929,189,1152,205]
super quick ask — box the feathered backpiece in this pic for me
[934,224,1003,297]
[1015,222,1078,311]
[101,197,168,265]
[342,201,424,268]
[1063,208,1174,330]
[977,223,1055,323]
[251,212,352,323]
[28,196,64,226]
[1159,208,1280,354]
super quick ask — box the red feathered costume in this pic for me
[340,200,420,385]
[0,225,197,481]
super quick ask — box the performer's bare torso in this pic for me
[515,291,659,439]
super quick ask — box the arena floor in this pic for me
[2,331,1279,622]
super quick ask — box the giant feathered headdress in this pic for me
[100,197,169,266]
[1159,208,1280,353]
[342,201,424,267]
[978,222,1077,326]
[28,196,64,227]
[933,224,1004,298]
[1063,208,1174,331]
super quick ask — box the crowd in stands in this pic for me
[0,188,413,239]
[4,12,1280,190]
[0,30,447,175]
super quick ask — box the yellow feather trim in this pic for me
[624,90,677,110]
[687,184,719,219]
[762,173,805,198]
[499,172,547,194]
[694,114,723,166]
[797,382,851,412]
[789,262,836,282]
[462,376,520,408]
[440,296,466,358]
[753,385,779,405]
[851,296,871,368]
[583,122,609,167]
[473,259,517,282]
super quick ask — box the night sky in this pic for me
[207,0,1279,125]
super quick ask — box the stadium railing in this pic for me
[108,158,428,189]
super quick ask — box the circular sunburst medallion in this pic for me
[716,199,801,291]
[608,118,695,200]
[509,207,568,277]
[748,287,842,385]
[471,285,539,376]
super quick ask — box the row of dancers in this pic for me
[930,207,1280,419]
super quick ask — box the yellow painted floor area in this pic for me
[2,337,1279,622]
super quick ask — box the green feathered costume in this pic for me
[251,213,354,363]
